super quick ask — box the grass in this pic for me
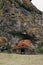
[0,53,43,65]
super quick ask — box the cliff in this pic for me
[0,0,43,45]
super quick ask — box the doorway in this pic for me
[21,48,25,54]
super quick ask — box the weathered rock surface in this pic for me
[0,0,43,45]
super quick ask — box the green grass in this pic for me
[0,53,43,65]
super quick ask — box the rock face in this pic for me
[0,0,43,45]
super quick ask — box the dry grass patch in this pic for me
[0,53,43,65]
